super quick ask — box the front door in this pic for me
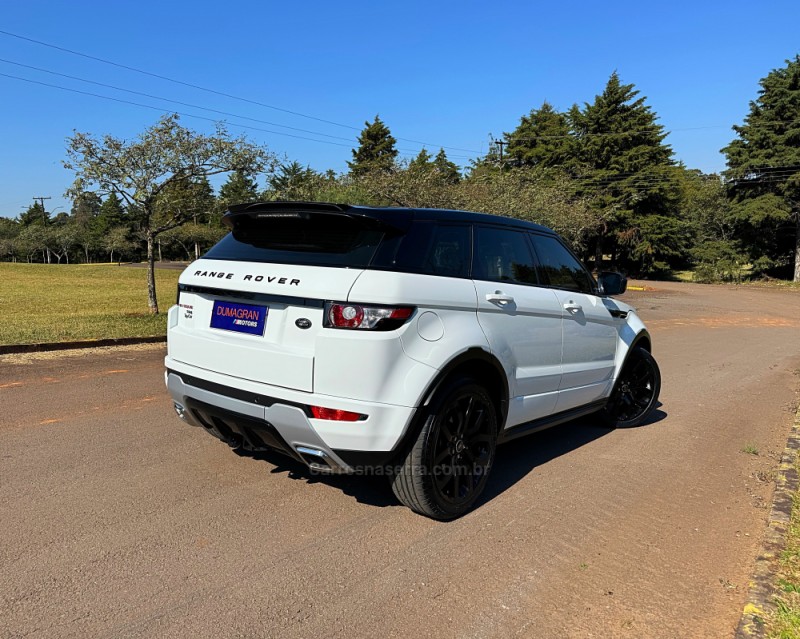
[528,233,619,412]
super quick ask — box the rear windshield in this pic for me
[204,213,386,267]
[204,214,471,278]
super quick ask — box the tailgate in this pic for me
[169,260,363,392]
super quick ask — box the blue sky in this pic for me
[1,0,798,218]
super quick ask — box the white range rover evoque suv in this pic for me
[165,202,660,519]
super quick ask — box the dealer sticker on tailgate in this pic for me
[210,300,268,336]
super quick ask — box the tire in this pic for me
[390,377,498,520]
[601,347,661,428]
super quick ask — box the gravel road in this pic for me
[1,281,799,638]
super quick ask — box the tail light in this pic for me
[324,302,414,331]
[310,406,366,421]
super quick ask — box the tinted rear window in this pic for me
[205,215,472,277]
[204,213,385,267]
[371,222,470,278]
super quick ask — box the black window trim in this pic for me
[527,231,598,295]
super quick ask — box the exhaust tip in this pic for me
[173,402,187,420]
[296,445,335,470]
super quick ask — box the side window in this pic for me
[529,234,595,294]
[472,226,538,285]
[371,222,470,278]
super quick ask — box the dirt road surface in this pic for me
[2,281,799,638]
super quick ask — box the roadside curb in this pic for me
[735,404,800,638]
[0,335,166,355]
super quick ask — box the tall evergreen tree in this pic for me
[268,161,321,200]
[19,202,48,226]
[432,148,461,184]
[97,193,127,230]
[348,115,398,176]
[70,192,102,262]
[504,102,573,168]
[70,191,101,222]
[722,55,800,281]
[218,170,260,209]
[409,148,433,171]
[570,72,678,272]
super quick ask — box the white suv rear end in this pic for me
[166,202,660,519]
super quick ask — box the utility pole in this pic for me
[495,140,507,167]
[32,196,52,263]
[32,196,51,224]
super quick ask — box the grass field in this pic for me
[0,263,182,345]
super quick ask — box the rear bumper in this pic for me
[165,360,417,472]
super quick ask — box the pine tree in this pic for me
[432,148,461,184]
[348,115,398,176]
[268,161,321,200]
[722,55,800,281]
[409,148,433,171]
[97,193,126,229]
[570,72,679,272]
[218,170,259,209]
[19,202,48,226]
[504,102,573,168]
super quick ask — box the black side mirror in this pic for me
[597,271,627,296]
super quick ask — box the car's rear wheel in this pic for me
[391,377,497,520]
[601,347,661,428]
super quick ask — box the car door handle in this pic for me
[563,302,582,314]
[486,292,515,305]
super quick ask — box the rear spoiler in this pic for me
[222,201,409,232]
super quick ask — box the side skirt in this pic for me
[497,400,608,444]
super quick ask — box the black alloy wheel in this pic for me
[391,377,497,520]
[602,347,661,428]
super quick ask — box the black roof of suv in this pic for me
[224,201,556,235]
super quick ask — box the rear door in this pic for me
[471,225,563,426]
[528,233,619,412]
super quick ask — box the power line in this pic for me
[0,29,360,131]
[0,29,481,155]
[0,70,474,161]
[7,28,796,157]
[0,58,357,143]
[0,71,357,148]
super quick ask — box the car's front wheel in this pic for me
[391,377,497,520]
[601,347,661,428]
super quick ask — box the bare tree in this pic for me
[65,114,275,313]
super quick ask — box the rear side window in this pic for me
[371,222,470,278]
[471,226,538,285]
[204,213,385,267]
[529,233,595,293]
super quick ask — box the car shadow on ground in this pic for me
[237,406,668,514]
[235,448,400,509]
[476,407,667,511]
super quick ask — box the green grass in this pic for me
[0,263,181,345]
[767,493,800,638]
[743,443,761,456]
[766,419,800,639]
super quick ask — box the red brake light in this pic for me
[310,406,365,421]
[388,307,413,320]
[328,303,365,328]
[325,302,415,330]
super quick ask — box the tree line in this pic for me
[0,55,798,312]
